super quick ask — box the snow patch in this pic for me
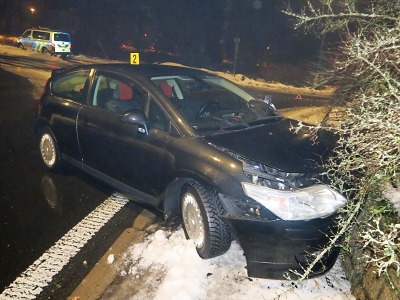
[384,185,400,214]
[122,227,355,300]
[107,254,115,265]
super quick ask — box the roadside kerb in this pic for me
[68,209,158,300]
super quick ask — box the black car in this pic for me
[35,63,346,279]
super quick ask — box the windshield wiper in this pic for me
[221,123,250,130]
[204,123,250,136]
[195,115,282,136]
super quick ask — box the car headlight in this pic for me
[242,183,346,221]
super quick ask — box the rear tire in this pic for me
[39,128,62,171]
[181,180,231,259]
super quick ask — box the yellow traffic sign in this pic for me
[130,53,140,65]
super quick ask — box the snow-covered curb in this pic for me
[119,228,355,300]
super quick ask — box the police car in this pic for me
[17,27,71,58]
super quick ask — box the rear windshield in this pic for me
[54,33,70,42]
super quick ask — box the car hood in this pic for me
[204,118,334,173]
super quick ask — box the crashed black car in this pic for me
[35,64,346,279]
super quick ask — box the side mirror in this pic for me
[264,95,277,112]
[120,109,149,135]
[249,98,277,116]
[264,94,272,105]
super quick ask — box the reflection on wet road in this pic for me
[2,192,129,299]
[0,61,142,298]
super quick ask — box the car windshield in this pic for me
[151,74,279,135]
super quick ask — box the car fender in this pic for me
[35,116,52,137]
[161,139,248,220]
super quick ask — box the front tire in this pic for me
[181,180,231,259]
[39,128,62,171]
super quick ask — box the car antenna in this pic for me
[97,40,110,63]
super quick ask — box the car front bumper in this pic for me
[220,213,340,279]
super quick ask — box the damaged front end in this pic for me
[218,151,347,279]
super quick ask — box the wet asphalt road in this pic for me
[0,59,143,298]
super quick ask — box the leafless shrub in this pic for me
[283,0,400,290]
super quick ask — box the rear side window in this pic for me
[90,74,147,114]
[54,33,70,42]
[32,31,50,40]
[52,70,91,103]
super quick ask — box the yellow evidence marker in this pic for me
[130,53,140,65]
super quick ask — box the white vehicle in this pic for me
[17,27,71,58]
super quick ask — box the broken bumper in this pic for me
[220,214,340,279]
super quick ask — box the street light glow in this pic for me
[30,7,36,14]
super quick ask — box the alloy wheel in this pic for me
[40,133,56,167]
[182,192,205,248]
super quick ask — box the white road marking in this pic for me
[0,193,129,300]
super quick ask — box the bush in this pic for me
[284,0,400,290]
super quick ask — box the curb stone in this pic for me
[68,209,158,300]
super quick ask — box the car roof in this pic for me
[52,63,211,79]
[27,27,69,33]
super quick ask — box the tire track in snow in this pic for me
[0,193,128,300]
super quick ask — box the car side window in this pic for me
[91,74,146,114]
[32,31,50,40]
[148,100,170,132]
[21,30,31,38]
[51,70,91,103]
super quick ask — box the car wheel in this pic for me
[181,180,231,259]
[39,128,62,171]
[17,43,25,50]
[42,47,49,55]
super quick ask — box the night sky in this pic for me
[0,0,321,69]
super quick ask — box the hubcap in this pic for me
[182,193,205,248]
[40,133,56,167]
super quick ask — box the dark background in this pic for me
[0,0,322,76]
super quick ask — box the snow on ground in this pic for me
[384,185,400,215]
[159,62,335,99]
[118,227,355,300]
[214,72,334,99]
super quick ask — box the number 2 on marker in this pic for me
[130,53,140,65]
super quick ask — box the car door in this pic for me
[53,32,71,54]
[20,30,33,49]
[46,69,91,160]
[77,72,170,200]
